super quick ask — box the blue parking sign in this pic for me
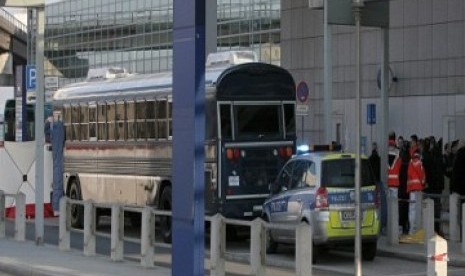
[26,65,36,91]
[367,103,376,125]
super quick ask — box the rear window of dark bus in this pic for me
[321,158,376,188]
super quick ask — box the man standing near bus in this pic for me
[51,115,65,216]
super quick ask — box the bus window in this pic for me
[97,103,107,140]
[219,104,232,140]
[63,105,72,141]
[136,101,146,140]
[235,105,280,140]
[107,102,116,140]
[89,105,97,141]
[146,100,156,139]
[71,105,80,141]
[284,104,296,138]
[127,101,136,140]
[156,100,167,139]
[115,102,125,140]
[80,104,89,141]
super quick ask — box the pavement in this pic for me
[1,230,465,276]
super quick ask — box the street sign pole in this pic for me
[34,6,45,246]
[353,1,364,276]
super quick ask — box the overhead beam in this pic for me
[0,0,44,7]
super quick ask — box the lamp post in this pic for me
[0,0,45,245]
[353,1,364,276]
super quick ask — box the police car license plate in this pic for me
[341,210,355,221]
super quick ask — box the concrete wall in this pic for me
[282,0,465,150]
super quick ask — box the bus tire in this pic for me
[160,186,172,243]
[69,179,84,229]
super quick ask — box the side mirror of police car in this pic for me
[269,182,280,194]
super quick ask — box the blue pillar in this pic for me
[172,1,205,276]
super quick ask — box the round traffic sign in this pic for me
[296,81,309,103]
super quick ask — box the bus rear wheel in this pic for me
[69,179,84,229]
[160,186,172,243]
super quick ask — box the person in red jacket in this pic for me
[407,149,426,234]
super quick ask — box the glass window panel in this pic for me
[127,102,135,120]
[146,101,155,119]
[127,122,136,139]
[108,122,115,140]
[71,105,79,123]
[156,100,167,118]
[147,121,156,139]
[107,103,115,122]
[136,101,146,119]
[157,121,167,139]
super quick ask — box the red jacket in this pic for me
[387,156,401,187]
[407,156,425,192]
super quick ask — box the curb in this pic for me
[377,247,465,268]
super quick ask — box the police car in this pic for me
[262,146,380,261]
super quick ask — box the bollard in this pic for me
[83,200,96,256]
[0,190,5,238]
[59,197,70,251]
[140,207,155,268]
[423,198,435,246]
[296,223,312,276]
[414,192,423,234]
[210,214,225,276]
[14,193,25,242]
[387,193,399,245]
[427,234,448,276]
[250,218,266,276]
[449,193,460,242]
[111,204,124,261]
[462,203,465,254]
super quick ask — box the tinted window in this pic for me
[219,104,232,139]
[284,104,295,138]
[322,159,375,188]
[235,105,280,139]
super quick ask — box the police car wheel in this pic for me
[362,241,377,261]
[264,216,278,254]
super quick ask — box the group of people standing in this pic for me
[369,131,445,235]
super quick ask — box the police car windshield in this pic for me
[321,159,375,188]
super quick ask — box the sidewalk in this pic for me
[377,235,465,267]
[2,234,465,276]
[0,238,171,276]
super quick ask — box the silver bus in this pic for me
[53,52,297,242]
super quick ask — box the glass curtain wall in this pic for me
[45,0,280,85]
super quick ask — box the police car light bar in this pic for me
[310,144,342,152]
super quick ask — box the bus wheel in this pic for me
[160,186,172,243]
[69,179,84,229]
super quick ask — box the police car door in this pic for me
[282,160,315,240]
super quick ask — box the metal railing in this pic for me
[0,190,26,241]
[0,8,27,40]
[58,197,313,276]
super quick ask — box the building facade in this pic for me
[45,0,280,85]
[282,0,465,151]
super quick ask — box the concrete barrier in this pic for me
[0,191,25,242]
[449,193,460,242]
[423,198,435,246]
[387,193,399,245]
[56,197,314,275]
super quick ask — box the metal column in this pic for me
[172,1,206,275]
